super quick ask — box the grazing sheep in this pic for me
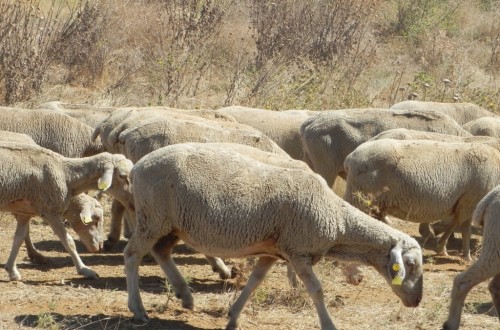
[343,139,500,261]
[21,193,104,265]
[0,108,105,157]
[0,131,105,260]
[0,142,134,280]
[300,108,471,188]
[443,185,500,330]
[218,105,318,160]
[463,117,500,138]
[391,100,498,125]
[124,142,423,329]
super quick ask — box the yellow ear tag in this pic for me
[392,263,401,272]
[82,215,92,224]
[392,274,403,286]
[97,179,110,191]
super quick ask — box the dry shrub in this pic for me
[241,0,378,109]
[0,0,85,104]
[139,0,235,106]
[51,1,109,87]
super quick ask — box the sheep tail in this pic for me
[472,192,495,228]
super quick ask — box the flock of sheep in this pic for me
[0,100,500,329]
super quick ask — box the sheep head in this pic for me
[384,242,423,308]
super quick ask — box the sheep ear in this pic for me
[388,245,406,286]
[97,168,113,191]
[80,209,93,224]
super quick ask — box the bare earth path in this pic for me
[0,210,498,330]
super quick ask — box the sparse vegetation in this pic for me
[0,0,497,112]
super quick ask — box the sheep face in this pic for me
[71,203,104,253]
[106,157,135,211]
[383,245,423,307]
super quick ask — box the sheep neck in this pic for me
[63,153,111,196]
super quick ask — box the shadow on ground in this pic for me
[14,313,222,330]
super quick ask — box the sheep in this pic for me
[92,108,238,153]
[343,138,500,261]
[391,100,498,125]
[0,107,105,157]
[21,193,104,265]
[300,108,472,189]
[0,142,134,280]
[124,142,423,329]
[443,185,500,330]
[367,128,499,242]
[0,131,105,261]
[36,101,117,128]
[111,113,289,163]
[97,110,289,281]
[462,117,500,138]
[37,101,236,128]
[218,105,318,160]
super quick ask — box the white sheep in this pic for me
[462,116,500,138]
[218,105,318,160]
[443,185,500,329]
[21,193,104,265]
[0,141,134,280]
[111,113,288,163]
[0,107,105,157]
[94,109,287,239]
[124,142,423,329]
[300,108,472,189]
[36,101,117,128]
[367,128,499,241]
[391,100,498,125]
[0,131,105,261]
[97,110,290,281]
[343,138,500,261]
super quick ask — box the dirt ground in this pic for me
[0,208,498,330]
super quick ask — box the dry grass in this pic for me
[0,0,497,112]
[0,207,499,329]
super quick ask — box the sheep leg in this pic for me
[104,199,126,251]
[5,215,30,281]
[205,256,235,280]
[24,222,49,264]
[123,210,135,239]
[290,257,336,330]
[436,219,458,257]
[226,256,277,330]
[459,218,472,261]
[150,233,194,310]
[488,273,500,320]
[47,216,98,279]
[124,233,157,322]
[418,223,436,249]
[286,263,299,287]
[443,261,493,330]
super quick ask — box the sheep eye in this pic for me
[406,260,415,267]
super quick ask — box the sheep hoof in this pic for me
[229,266,240,279]
[441,322,456,330]
[79,268,99,279]
[132,313,149,324]
[28,253,49,265]
[181,300,194,310]
[225,319,239,330]
[9,273,22,282]
[103,238,117,252]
